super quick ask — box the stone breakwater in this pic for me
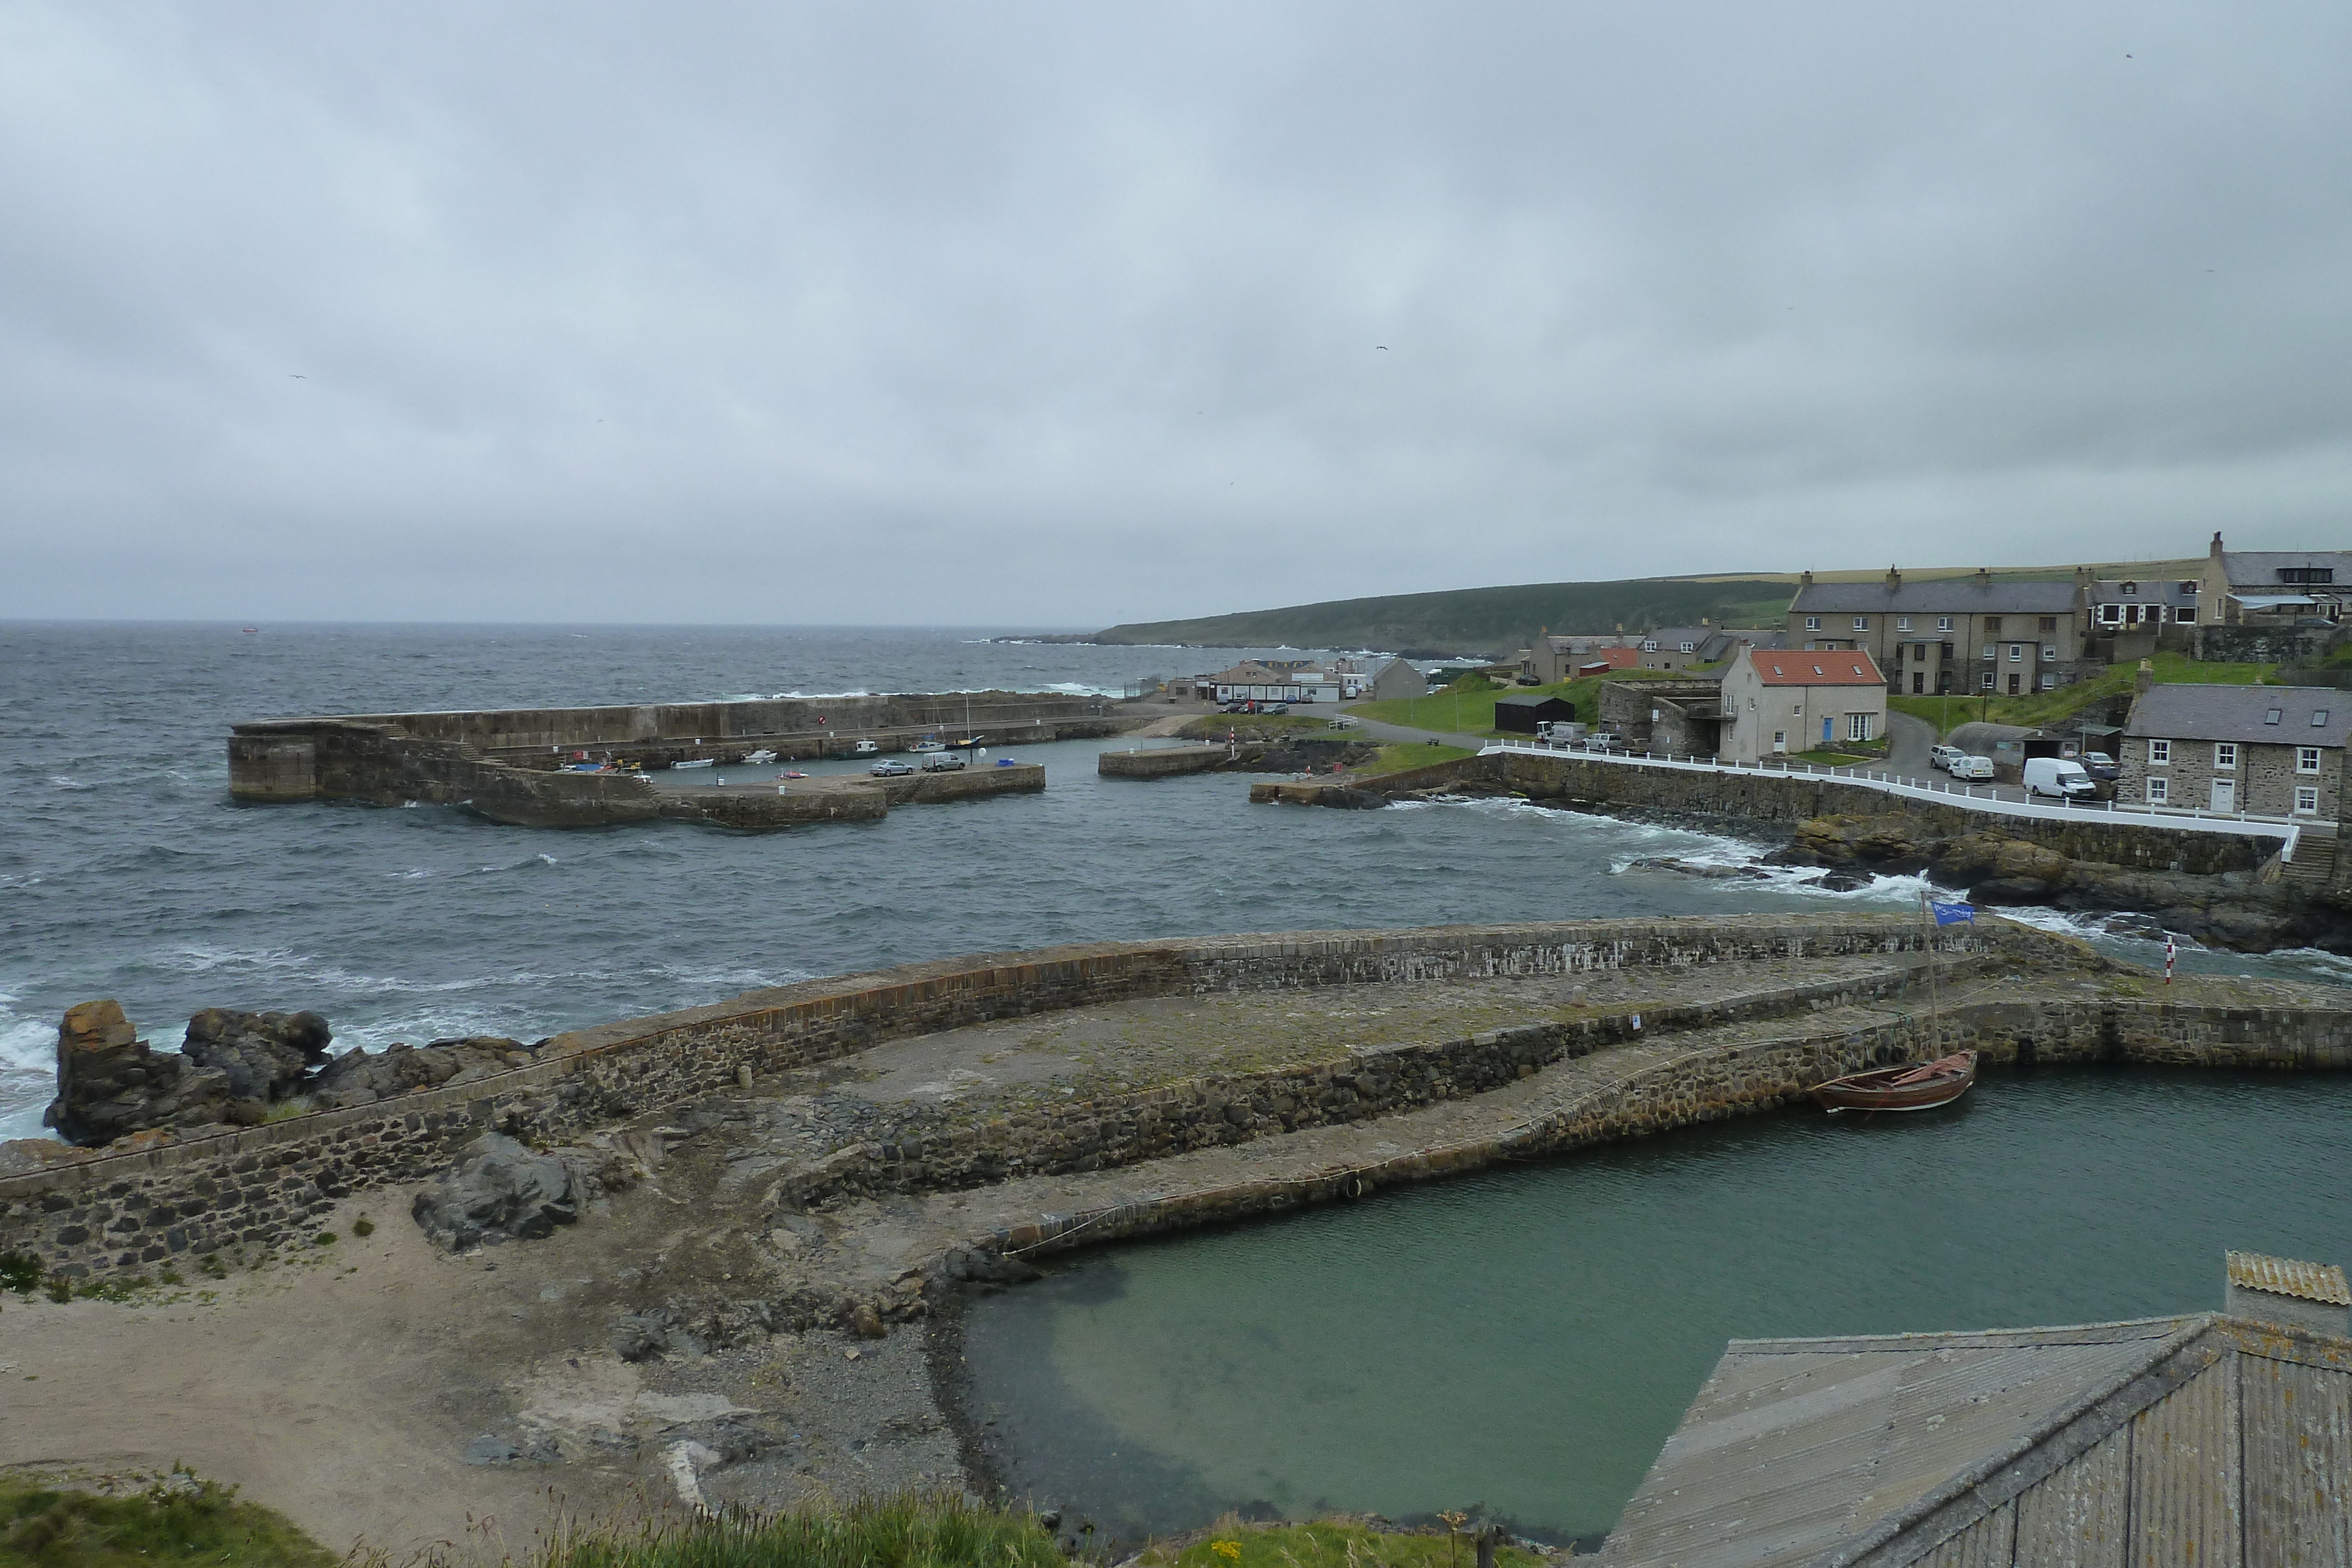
[228,716,1044,828]
[1,915,2037,1279]
[9,914,2349,1287]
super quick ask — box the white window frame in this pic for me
[1936,616,1953,631]
[2146,777,2169,804]
[2298,746,2323,773]
[2042,644,2057,660]
[2296,785,2320,814]
[2038,674,2055,691]
[1847,713,1871,743]
[1852,616,1869,631]
[1804,616,1820,630]
[1896,616,1912,631]
[2009,645,2023,662]
[2100,604,2122,624]
[2149,739,2171,765]
[1980,671,1996,690]
[2213,742,2237,771]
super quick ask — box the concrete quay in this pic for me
[1098,744,1228,778]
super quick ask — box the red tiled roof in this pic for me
[1746,650,1883,686]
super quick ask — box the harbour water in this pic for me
[956,1066,2352,1546]
[4,620,2345,1138]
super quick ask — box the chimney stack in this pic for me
[2136,657,2154,695]
[2211,530,2226,560]
[1975,566,1991,587]
[2226,1251,2351,1336]
[1885,565,1902,592]
[1800,570,1815,588]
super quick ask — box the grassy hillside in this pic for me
[1889,651,2280,738]
[1093,558,2204,655]
[1094,578,1791,655]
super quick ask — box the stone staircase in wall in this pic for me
[2281,835,2339,891]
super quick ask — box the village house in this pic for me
[1207,661,1315,704]
[1517,630,1641,684]
[1787,567,2093,698]
[2196,531,2352,626]
[1717,647,1887,763]
[1366,657,1428,703]
[2119,681,2347,818]
[1635,626,1785,672]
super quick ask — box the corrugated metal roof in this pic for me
[1599,1314,2352,1567]
[2227,1250,2352,1305]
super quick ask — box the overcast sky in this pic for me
[3,2,2347,626]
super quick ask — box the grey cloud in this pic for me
[2,0,2347,624]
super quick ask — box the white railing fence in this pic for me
[1478,741,2324,851]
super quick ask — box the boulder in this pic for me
[412,1132,579,1251]
[312,1037,532,1108]
[182,1008,334,1101]
[44,1001,235,1145]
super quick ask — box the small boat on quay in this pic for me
[910,737,947,754]
[743,748,778,765]
[1810,1051,1977,1113]
[853,738,880,755]
[671,757,715,770]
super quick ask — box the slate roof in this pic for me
[2088,577,2199,609]
[2220,550,2352,589]
[2123,683,2351,747]
[1598,1313,2352,1568]
[1790,579,2079,616]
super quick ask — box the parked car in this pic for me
[1219,701,1250,714]
[1929,744,1965,773]
[1262,703,1289,714]
[921,751,967,772]
[2023,756,2098,801]
[1949,755,1995,781]
[868,758,916,777]
[2077,751,2119,781]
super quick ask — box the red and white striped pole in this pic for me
[2164,935,2176,986]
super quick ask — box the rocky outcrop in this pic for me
[181,1008,333,1101]
[410,1132,580,1250]
[43,1001,239,1144]
[1776,812,2344,951]
[311,1036,534,1108]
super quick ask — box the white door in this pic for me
[2210,778,2235,813]
[1772,731,1787,753]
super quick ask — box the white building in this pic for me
[1718,647,1888,763]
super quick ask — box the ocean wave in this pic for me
[460,852,562,876]
[769,690,875,700]
[0,874,43,891]
[48,775,92,791]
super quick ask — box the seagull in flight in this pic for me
[288,373,306,379]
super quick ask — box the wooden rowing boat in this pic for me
[1810,1051,1976,1112]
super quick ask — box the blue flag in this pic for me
[1931,900,1976,925]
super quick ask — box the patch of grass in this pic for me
[1889,651,2283,737]
[1137,1519,1549,1568]
[0,1251,43,1295]
[1357,743,1476,775]
[521,1490,1062,1568]
[350,1216,376,1238]
[1176,713,1333,739]
[0,1472,335,1568]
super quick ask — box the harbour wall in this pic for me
[226,719,1042,828]
[1255,752,2280,877]
[1099,746,1228,778]
[8,914,2343,1281]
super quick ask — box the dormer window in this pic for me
[1678,641,1695,653]
[2280,567,2336,585]
[2122,581,2139,596]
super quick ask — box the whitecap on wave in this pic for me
[0,991,59,1141]
[48,775,92,791]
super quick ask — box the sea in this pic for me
[3,620,2345,1141]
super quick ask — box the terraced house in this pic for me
[1786,567,2092,697]
[2120,683,2348,820]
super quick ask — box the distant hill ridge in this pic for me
[1090,560,2203,656]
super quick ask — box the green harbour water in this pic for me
[958,1065,2352,1546]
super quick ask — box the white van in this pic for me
[1536,720,1587,743]
[2023,756,2097,801]
[1949,755,1995,781]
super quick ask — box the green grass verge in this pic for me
[1887,652,2281,737]
[521,1492,1062,1568]
[1137,1520,1548,1568]
[1354,670,1648,734]
[0,1474,335,1568]
[1357,743,1477,775]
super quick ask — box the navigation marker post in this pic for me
[2165,935,2176,985]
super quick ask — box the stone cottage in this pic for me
[2120,683,2347,818]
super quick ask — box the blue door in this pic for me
[1822,716,1833,745]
